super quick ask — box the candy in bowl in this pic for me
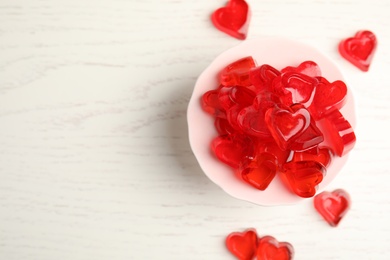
[187,38,356,206]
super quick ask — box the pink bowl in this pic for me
[187,37,356,206]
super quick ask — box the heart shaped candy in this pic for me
[256,236,294,260]
[220,56,256,86]
[309,77,347,119]
[339,30,377,71]
[211,135,254,168]
[249,64,281,93]
[226,229,258,260]
[322,110,356,157]
[281,161,325,198]
[314,189,351,227]
[272,72,318,106]
[265,106,311,151]
[292,147,333,168]
[281,61,322,78]
[211,0,251,40]
[240,153,278,190]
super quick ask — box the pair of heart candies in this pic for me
[201,57,356,198]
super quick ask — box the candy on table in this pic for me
[314,189,351,227]
[256,235,294,260]
[211,0,250,40]
[225,229,258,260]
[226,229,294,260]
[200,58,356,198]
[338,30,377,72]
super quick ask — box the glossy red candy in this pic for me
[322,110,356,157]
[339,30,377,71]
[218,85,256,111]
[200,56,356,195]
[289,104,324,151]
[211,0,251,40]
[240,153,278,190]
[309,77,347,119]
[215,117,236,136]
[211,135,253,168]
[264,106,311,151]
[281,161,325,198]
[292,147,333,168]
[314,189,351,227]
[226,229,258,260]
[201,89,225,118]
[249,64,281,93]
[272,72,318,106]
[237,94,280,139]
[256,236,294,260]
[281,60,321,77]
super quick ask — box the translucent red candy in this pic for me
[226,229,294,260]
[200,58,356,197]
[256,236,294,260]
[211,0,250,40]
[225,229,258,260]
[314,189,351,227]
[339,30,377,72]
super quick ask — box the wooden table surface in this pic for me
[1,0,390,259]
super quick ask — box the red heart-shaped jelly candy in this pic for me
[272,72,318,106]
[265,106,311,151]
[201,89,225,118]
[214,117,237,136]
[249,64,281,93]
[211,135,254,168]
[256,236,294,260]
[288,104,324,151]
[218,86,255,111]
[220,56,256,86]
[309,77,347,119]
[211,0,251,40]
[292,147,333,168]
[281,60,322,78]
[339,30,377,71]
[226,229,258,260]
[240,153,278,190]
[322,110,356,157]
[281,161,325,198]
[314,189,351,227]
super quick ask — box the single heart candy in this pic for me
[215,117,237,136]
[220,56,256,86]
[265,106,311,151]
[226,229,258,260]
[201,89,225,118]
[211,0,251,40]
[281,161,325,198]
[292,146,333,168]
[289,104,324,151]
[309,77,347,120]
[218,85,256,111]
[211,135,254,168]
[249,64,281,93]
[281,60,322,77]
[240,153,278,190]
[272,72,318,106]
[339,30,377,71]
[256,235,294,260]
[314,189,351,227]
[322,109,356,157]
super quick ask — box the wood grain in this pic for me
[1,0,390,259]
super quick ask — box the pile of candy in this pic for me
[201,57,356,198]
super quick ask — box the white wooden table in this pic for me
[1,0,390,259]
